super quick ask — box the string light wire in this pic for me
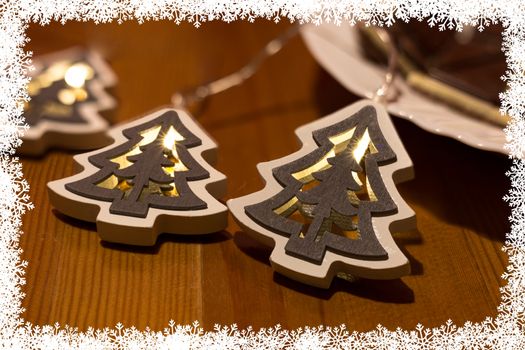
[171,24,301,110]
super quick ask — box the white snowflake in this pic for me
[0,0,524,348]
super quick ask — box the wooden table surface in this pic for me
[20,20,510,332]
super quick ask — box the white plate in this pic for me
[300,23,507,155]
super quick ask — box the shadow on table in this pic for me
[101,230,232,255]
[53,208,96,231]
[394,117,510,243]
[274,273,414,304]
[234,230,417,304]
[52,208,231,254]
[393,229,424,276]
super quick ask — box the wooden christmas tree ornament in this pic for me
[19,47,117,156]
[228,100,415,288]
[48,108,228,245]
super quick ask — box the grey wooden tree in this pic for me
[285,129,367,262]
[245,106,397,264]
[66,111,210,218]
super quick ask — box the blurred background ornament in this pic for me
[19,47,117,156]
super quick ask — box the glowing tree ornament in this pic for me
[19,47,117,156]
[228,100,415,288]
[48,108,227,246]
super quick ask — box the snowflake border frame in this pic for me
[1,0,525,348]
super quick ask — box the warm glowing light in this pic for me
[109,146,141,168]
[164,184,180,197]
[173,160,188,172]
[109,126,187,172]
[351,172,362,186]
[292,149,335,182]
[365,176,378,201]
[64,63,93,88]
[163,148,189,176]
[273,196,298,215]
[328,127,356,153]
[57,89,76,105]
[162,126,184,150]
[96,175,118,189]
[353,129,370,163]
[293,127,360,182]
[138,126,162,146]
[47,61,71,81]
[74,88,88,101]
[163,127,177,150]
[292,128,373,183]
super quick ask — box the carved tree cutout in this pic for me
[19,48,117,156]
[228,101,415,288]
[246,106,397,264]
[65,110,209,218]
[48,108,227,246]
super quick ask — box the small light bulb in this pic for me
[163,127,177,150]
[353,129,370,163]
[162,126,185,150]
[74,88,88,101]
[64,63,92,88]
[57,89,76,105]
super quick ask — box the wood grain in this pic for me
[20,20,510,332]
